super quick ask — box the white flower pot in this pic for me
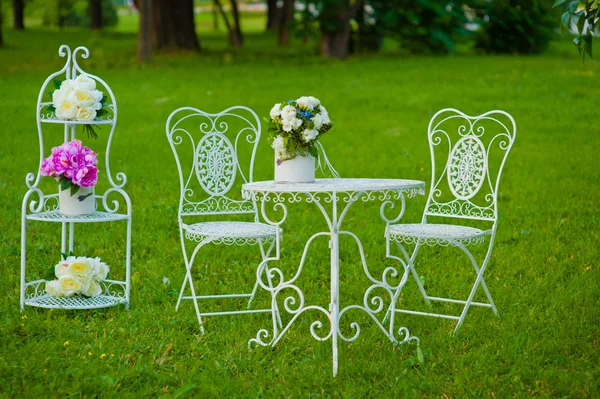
[59,186,95,216]
[275,154,315,183]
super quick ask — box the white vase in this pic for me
[274,153,315,183]
[59,186,95,216]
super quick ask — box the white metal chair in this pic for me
[385,108,516,332]
[166,106,280,334]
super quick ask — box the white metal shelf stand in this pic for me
[243,178,425,376]
[20,45,132,311]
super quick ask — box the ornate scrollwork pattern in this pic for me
[426,109,516,221]
[196,133,237,196]
[166,106,261,217]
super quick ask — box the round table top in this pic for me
[242,178,425,194]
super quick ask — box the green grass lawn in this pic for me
[0,21,599,398]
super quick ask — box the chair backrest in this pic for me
[424,108,516,223]
[166,106,261,218]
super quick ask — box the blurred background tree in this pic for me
[366,0,475,54]
[0,0,586,60]
[475,0,555,54]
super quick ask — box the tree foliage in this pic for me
[475,0,555,54]
[554,0,599,60]
[367,0,474,54]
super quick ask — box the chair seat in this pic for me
[183,221,278,245]
[388,223,487,246]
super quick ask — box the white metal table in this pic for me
[242,178,426,376]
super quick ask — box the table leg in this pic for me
[329,217,340,377]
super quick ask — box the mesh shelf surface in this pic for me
[26,210,128,223]
[25,294,127,309]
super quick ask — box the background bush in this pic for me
[475,0,555,54]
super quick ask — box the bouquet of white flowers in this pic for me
[268,96,332,163]
[45,255,110,298]
[47,74,109,139]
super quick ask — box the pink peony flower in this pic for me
[73,166,98,187]
[40,139,99,187]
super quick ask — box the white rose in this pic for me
[55,97,78,120]
[313,114,323,130]
[57,275,83,297]
[80,280,102,297]
[91,89,103,102]
[60,79,77,94]
[73,89,96,108]
[76,106,97,122]
[307,96,321,108]
[280,105,296,121]
[46,280,64,297]
[92,257,110,281]
[282,118,293,132]
[75,74,96,91]
[271,136,285,151]
[302,129,318,143]
[275,148,288,160]
[52,89,67,108]
[296,96,311,109]
[68,257,96,280]
[270,103,281,120]
[320,106,331,124]
[93,101,102,111]
[291,117,302,129]
[55,261,71,278]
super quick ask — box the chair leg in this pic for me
[177,238,210,335]
[395,241,430,307]
[383,240,428,325]
[454,242,498,333]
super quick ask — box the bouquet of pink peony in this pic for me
[40,139,99,196]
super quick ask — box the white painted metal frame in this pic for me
[166,106,281,334]
[21,45,132,310]
[385,108,517,332]
[242,178,425,376]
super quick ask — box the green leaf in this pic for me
[53,79,63,90]
[100,96,107,104]
[553,0,568,7]
[417,345,424,364]
[308,145,319,158]
[576,13,586,34]
[70,184,81,196]
[43,264,56,281]
[47,105,56,113]
[569,0,579,13]
[96,108,108,118]
[60,178,71,192]
[561,11,571,28]
[583,34,593,58]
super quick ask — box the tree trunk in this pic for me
[212,1,219,31]
[319,0,361,59]
[12,0,24,30]
[0,0,4,46]
[151,0,200,51]
[90,0,102,30]
[137,0,152,62]
[229,0,243,46]
[278,0,294,46]
[266,0,281,31]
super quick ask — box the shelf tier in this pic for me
[39,118,115,125]
[23,279,128,310]
[25,294,127,310]
[26,210,128,223]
